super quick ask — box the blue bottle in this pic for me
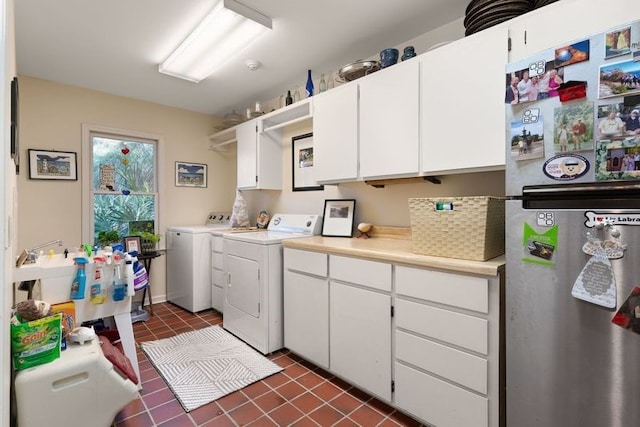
[70,257,88,299]
[305,69,314,97]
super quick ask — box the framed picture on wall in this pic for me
[175,161,207,188]
[28,149,78,180]
[321,199,356,237]
[292,132,324,191]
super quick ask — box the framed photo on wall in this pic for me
[28,149,78,180]
[292,132,324,191]
[321,199,356,237]
[175,161,207,188]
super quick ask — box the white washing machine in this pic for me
[166,212,230,312]
[223,214,322,354]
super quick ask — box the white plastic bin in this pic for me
[14,338,139,427]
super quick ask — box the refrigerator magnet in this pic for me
[571,249,617,309]
[612,287,640,333]
[543,154,590,181]
[522,222,558,267]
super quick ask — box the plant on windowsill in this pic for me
[132,231,161,254]
[97,230,121,248]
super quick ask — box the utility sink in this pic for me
[13,254,80,283]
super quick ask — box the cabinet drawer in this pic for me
[396,330,487,394]
[396,299,487,355]
[212,252,224,269]
[330,255,391,292]
[395,362,488,427]
[211,236,223,252]
[212,269,225,286]
[284,248,327,277]
[396,266,488,313]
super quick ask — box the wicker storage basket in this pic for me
[408,196,505,261]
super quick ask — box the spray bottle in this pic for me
[112,252,126,301]
[70,257,89,299]
[90,256,106,304]
[125,253,136,297]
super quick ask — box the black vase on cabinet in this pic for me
[285,90,293,106]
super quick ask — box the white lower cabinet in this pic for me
[283,248,502,426]
[329,255,392,401]
[395,265,501,427]
[283,249,329,369]
[211,235,224,312]
[330,280,392,401]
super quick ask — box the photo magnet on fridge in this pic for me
[522,223,558,267]
[612,287,640,333]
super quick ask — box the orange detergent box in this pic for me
[50,301,76,341]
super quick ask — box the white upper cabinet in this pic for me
[420,25,508,175]
[508,0,634,61]
[359,59,420,179]
[235,120,282,190]
[313,60,420,183]
[313,83,359,183]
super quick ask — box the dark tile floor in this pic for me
[112,302,424,427]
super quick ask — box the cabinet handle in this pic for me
[227,272,231,286]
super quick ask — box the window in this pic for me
[82,125,164,246]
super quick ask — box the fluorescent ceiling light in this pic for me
[159,0,272,82]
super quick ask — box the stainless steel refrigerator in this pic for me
[505,20,640,426]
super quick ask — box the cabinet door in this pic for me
[313,83,359,183]
[255,128,282,190]
[509,0,631,61]
[359,59,419,179]
[420,25,508,174]
[236,120,258,189]
[283,270,329,368]
[330,281,391,401]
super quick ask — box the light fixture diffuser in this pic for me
[159,0,272,82]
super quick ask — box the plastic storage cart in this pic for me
[14,337,139,427]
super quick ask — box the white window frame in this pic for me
[81,124,166,244]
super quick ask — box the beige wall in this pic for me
[17,76,236,302]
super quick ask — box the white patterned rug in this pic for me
[140,325,283,412]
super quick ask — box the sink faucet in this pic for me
[25,239,63,264]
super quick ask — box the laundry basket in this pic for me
[408,196,505,261]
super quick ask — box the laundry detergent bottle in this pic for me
[70,257,89,299]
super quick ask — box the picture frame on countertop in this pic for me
[175,161,207,188]
[321,199,356,237]
[124,236,141,254]
[292,132,324,192]
[28,149,78,181]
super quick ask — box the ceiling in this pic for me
[15,0,468,117]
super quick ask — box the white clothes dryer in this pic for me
[166,212,230,312]
[222,214,322,354]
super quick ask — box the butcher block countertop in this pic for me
[283,226,505,277]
